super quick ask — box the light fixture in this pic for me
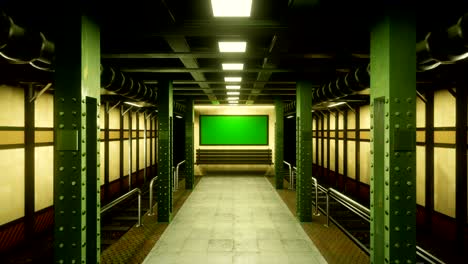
[218,41,247,52]
[286,115,295,119]
[222,63,244,70]
[124,102,142,107]
[225,77,242,82]
[328,102,346,108]
[211,0,252,17]
[227,91,240,95]
[227,97,239,100]
[228,100,239,104]
[175,115,183,119]
[226,85,241,89]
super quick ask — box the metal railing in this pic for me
[309,177,445,264]
[174,160,186,191]
[292,166,297,189]
[148,176,158,216]
[283,161,292,189]
[101,188,142,227]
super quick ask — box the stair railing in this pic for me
[101,188,142,227]
[148,176,158,216]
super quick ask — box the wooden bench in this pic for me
[196,149,273,164]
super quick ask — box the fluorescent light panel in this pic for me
[328,102,346,107]
[211,0,252,17]
[218,41,246,52]
[227,97,239,100]
[222,63,244,70]
[224,77,242,82]
[228,100,239,104]
[226,85,241,89]
[227,91,240,95]
[124,102,142,107]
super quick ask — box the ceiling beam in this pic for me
[121,68,295,73]
[164,36,217,101]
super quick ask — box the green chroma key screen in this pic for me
[199,115,269,145]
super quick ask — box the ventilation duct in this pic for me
[0,11,157,104]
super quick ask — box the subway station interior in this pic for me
[1,0,468,263]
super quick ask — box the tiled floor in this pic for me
[142,176,328,264]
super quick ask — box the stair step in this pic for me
[101,226,130,232]
[112,216,139,221]
[101,239,118,245]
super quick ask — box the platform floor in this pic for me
[142,176,328,264]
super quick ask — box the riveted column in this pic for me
[275,98,284,189]
[296,81,313,221]
[185,99,195,189]
[54,11,101,264]
[157,80,173,222]
[370,7,416,264]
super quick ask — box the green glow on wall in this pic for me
[200,115,268,145]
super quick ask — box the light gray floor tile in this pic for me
[142,177,328,264]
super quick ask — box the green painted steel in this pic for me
[185,99,195,189]
[157,80,173,222]
[296,81,313,221]
[275,98,284,189]
[54,14,101,263]
[370,10,416,264]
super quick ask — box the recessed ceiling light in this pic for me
[225,77,242,82]
[227,97,239,100]
[211,0,252,17]
[222,63,244,70]
[218,41,247,52]
[226,85,241,89]
[227,91,240,95]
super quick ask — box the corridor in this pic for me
[142,176,328,264]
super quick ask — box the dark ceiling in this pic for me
[1,0,468,107]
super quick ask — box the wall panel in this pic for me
[359,105,370,129]
[416,95,426,128]
[323,140,328,168]
[35,93,53,128]
[109,108,120,129]
[139,140,145,169]
[347,111,356,130]
[109,141,120,181]
[0,149,25,225]
[338,140,344,174]
[434,147,456,217]
[434,89,455,127]
[416,146,426,206]
[329,140,336,171]
[347,141,356,179]
[0,85,24,127]
[34,146,53,211]
[100,142,105,186]
[359,142,370,184]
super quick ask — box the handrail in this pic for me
[311,177,320,216]
[314,181,446,264]
[283,161,292,189]
[174,160,186,191]
[101,188,142,227]
[148,176,158,216]
[292,166,297,189]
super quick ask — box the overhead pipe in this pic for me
[0,11,54,71]
[312,64,370,104]
[0,11,157,104]
[416,12,468,71]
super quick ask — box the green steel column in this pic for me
[296,81,313,221]
[185,99,195,189]
[54,12,101,264]
[370,9,416,264]
[275,98,284,189]
[157,80,173,222]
